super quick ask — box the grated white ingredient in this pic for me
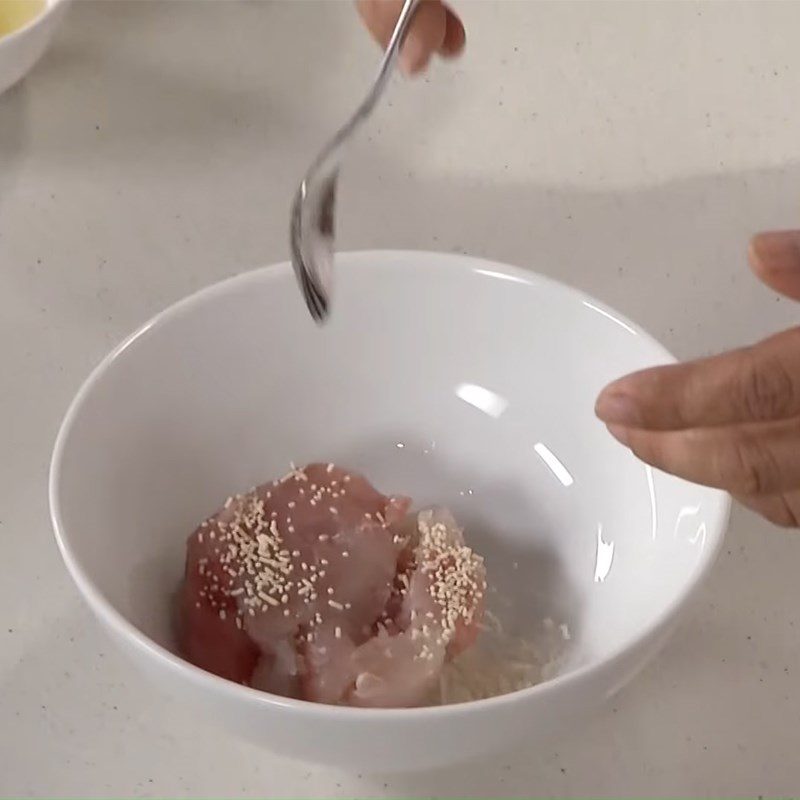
[434,612,569,706]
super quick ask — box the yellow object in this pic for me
[0,0,45,39]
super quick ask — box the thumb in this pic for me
[749,230,800,301]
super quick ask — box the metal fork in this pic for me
[290,0,420,323]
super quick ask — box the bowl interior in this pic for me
[53,251,728,688]
[0,0,57,44]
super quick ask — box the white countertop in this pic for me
[3,1,800,796]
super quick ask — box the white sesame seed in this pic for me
[335,626,342,639]
[328,600,344,611]
[257,591,279,607]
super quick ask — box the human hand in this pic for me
[356,0,465,75]
[596,231,800,527]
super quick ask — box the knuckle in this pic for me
[748,494,800,528]
[778,495,800,528]
[739,350,796,421]
[721,435,779,496]
[771,497,800,528]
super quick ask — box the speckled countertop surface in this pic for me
[2,1,800,796]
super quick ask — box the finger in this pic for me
[399,0,447,74]
[607,417,800,496]
[596,327,800,430]
[749,230,800,302]
[734,491,800,528]
[439,6,466,57]
[356,0,447,75]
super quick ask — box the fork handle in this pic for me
[361,0,421,117]
[318,0,420,164]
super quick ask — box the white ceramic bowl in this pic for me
[50,251,729,772]
[0,0,68,96]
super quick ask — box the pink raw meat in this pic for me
[177,465,486,707]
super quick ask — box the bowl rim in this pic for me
[49,249,731,721]
[0,0,67,48]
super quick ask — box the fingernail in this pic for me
[400,34,427,75]
[606,423,631,447]
[595,391,642,426]
[749,230,800,273]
